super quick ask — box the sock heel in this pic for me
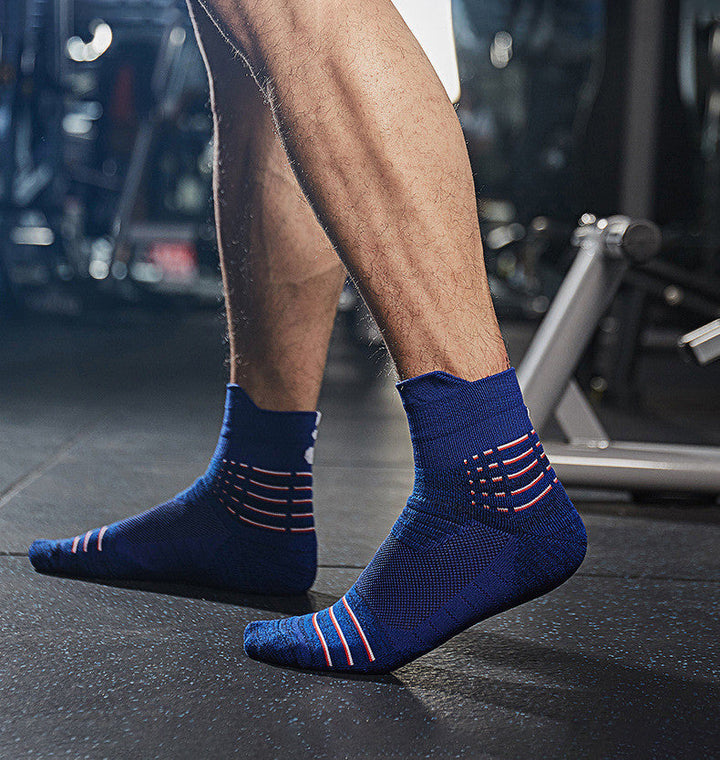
[497,498,587,607]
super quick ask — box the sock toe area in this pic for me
[243,620,268,659]
[28,539,57,572]
[28,535,106,577]
[243,619,291,664]
[244,617,319,669]
[29,537,88,574]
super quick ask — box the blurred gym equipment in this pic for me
[518,215,720,497]
[0,0,216,312]
[574,0,720,400]
[679,318,720,365]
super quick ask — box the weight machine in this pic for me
[518,215,720,497]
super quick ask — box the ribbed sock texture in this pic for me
[28,386,320,594]
[244,368,587,672]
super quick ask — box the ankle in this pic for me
[397,369,562,518]
[209,384,320,472]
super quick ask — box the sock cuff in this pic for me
[219,385,320,465]
[396,369,539,512]
[397,368,527,444]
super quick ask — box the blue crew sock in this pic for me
[29,386,320,595]
[244,368,587,672]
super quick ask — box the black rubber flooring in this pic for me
[1,308,718,759]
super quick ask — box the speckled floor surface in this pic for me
[1,309,718,759]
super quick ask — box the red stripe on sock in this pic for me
[510,471,545,496]
[515,483,553,511]
[248,479,288,491]
[246,491,288,505]
[242,502,285,517]
[503,448,534,465]
[342,596,376,663]
[497,433,530,451]
[329,606,354,666]
[236,514,286,532]
[313,613,333,667]
[252,466,292,477]
[508,459,539,479]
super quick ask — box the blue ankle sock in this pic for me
[243,368,587,672]
[29,386,320,594]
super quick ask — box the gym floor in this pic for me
[0,307,718,759]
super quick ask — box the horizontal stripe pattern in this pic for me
[217,459,314,533]
[465,428,557,513]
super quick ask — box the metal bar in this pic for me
[110,12,185,261]
[555,379,609,445]
[620,0,665,217]
[679,318,720,365]
[111,120,154,248]
[545,441,720,493]
[517,227,628,430]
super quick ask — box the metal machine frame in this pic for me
[517,216,720,496]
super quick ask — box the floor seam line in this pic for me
[574,571,720,583]
[0,421,99,512]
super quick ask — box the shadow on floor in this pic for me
[397,630,718,759]
[30,569,340,615]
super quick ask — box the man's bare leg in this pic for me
[188,0,345,411]
[27,1,346,593]
[197,0,508,381]
[192,0,586,672]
